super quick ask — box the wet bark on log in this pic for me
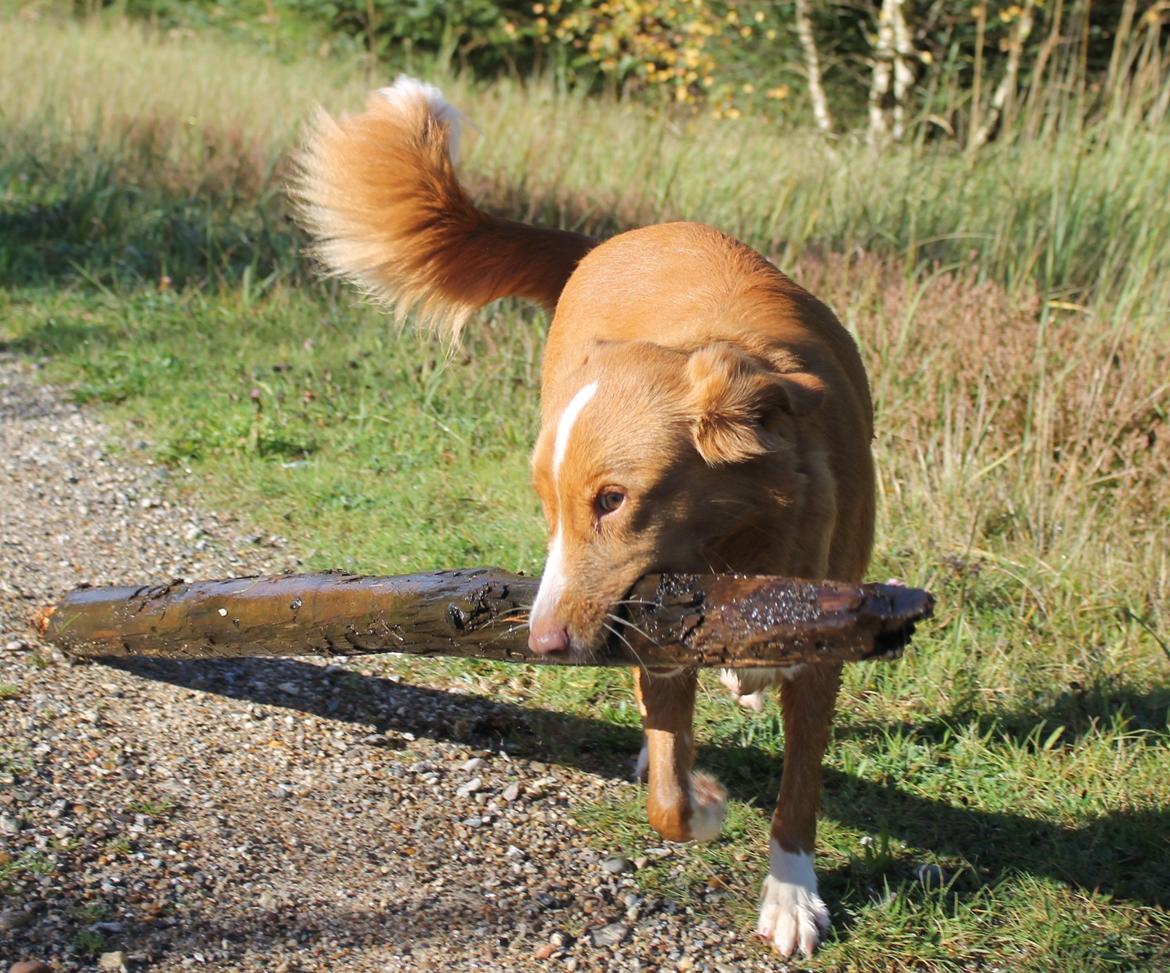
[36,570,933,669]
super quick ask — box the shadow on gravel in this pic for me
[105,655,1170,912]
[106,893,543,961]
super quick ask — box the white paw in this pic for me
[719,668,772,707]
[737,690,766,711]
[756,842,830,958]
[633,742,649,782]
[687,772,727,842]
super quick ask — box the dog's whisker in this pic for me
[605,611,658,645]
[486,622,531,643]
[602,620,650,675]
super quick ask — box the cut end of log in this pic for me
[32,604,56,637]
[622,573,933,668]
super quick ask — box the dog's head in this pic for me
[526,340,823,655]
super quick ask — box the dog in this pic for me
[293,77,875,958]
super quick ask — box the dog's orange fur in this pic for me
[294,79,876,957]
[293,86,593,331]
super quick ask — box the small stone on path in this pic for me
[600,855,631,875]
[590,923,628,948]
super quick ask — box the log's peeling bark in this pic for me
[36,570,932,669]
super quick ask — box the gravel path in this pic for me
[0,356,785,973]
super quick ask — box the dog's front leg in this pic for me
[632,667,726,843]
[756,662,841,957]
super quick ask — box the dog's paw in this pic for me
[633,742,649,782]
[720,667,807,707]
[719,668,771,709]
[687,771,727,842]
[756,842,830,958]
[737,690,767,711]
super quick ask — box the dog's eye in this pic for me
[595,489,626,516]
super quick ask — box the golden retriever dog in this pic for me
[293,77,875,957]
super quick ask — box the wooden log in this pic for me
[35,570,933,669]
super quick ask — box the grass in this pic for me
[124,797,175,818]
[2,9,1168,972]
[0,849,56,898]
[69,929,107,957]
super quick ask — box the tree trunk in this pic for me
[37,570,933,669]
[794,0,834,135]
[868,0,895,143]
[971,0,1037,149]
[869,0,914,145]
[890,0,914,141]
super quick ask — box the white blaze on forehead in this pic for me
[530,529,567,625]
[532,380,598,631]
[552,381,599,478]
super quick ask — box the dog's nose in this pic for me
[528,624,569,654]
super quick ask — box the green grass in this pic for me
[0,849,57,897]
[124,797,175,818]
[2,10,1168,972]
[69,929,107,957]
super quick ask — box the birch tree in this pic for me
[795,0,835,134]
[868,0,915,144]
[970,0,1039,149]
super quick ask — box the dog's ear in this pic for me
[686,343,823,466]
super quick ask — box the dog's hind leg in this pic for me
[756,661,842,957]
[632,667,726,843]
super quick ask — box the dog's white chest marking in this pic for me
[531,531,566,621]
[756,840,830,958]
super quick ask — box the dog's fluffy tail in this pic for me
[292,77,595,338]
